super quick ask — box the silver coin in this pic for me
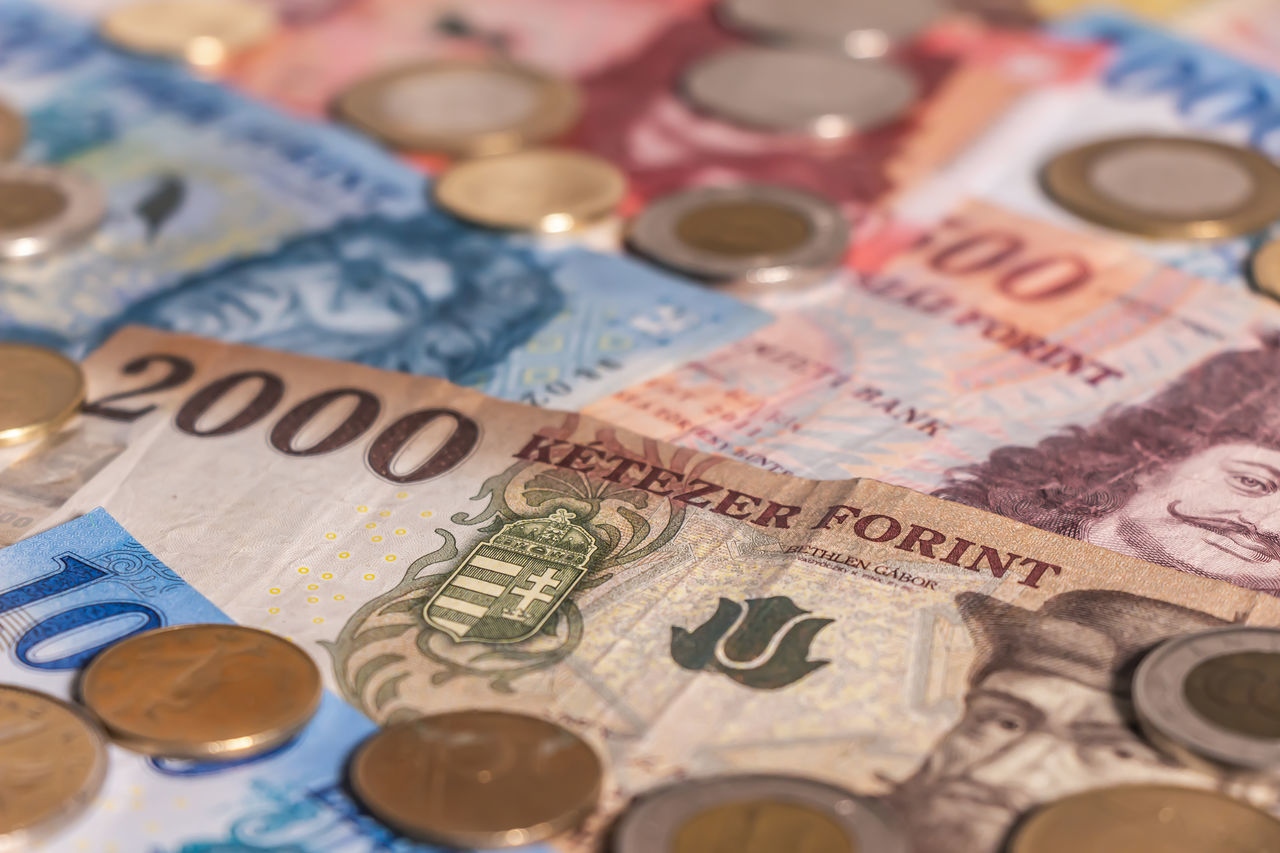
[682,47,918,137]
[0,165,105,260]
[1134,626,1280,772]
[613,774,908,853]
[718,0,943,58]
[627,184,849,287]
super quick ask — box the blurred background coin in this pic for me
[1041,135,1280,240]
[613,774,907,853]
[351,710,602,848]
[435,148,626,233]
[0,164,105,260]
[80,624,322,760]
[334,60,582,158]
[681,47,918,138]
[717,0,944,58]
[1134,626,1280,772]
[0,99,24,162]
[1250,237,1280,301]
[0,685,107,850]
[0,344,85,448]
[101,0,278,68]
[628,184,849,287]
[1008,785,1280,852]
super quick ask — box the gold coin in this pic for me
[674,199,814,257]
[1041,135,1280,240]
[674,800,855,853]
[333,60,582,158]
[0,100,24,162]
[0,685,107,847]
[350,710,602,847]
[434,148,625,233]
[101,0,278,68]
[1008,785,1280,853]
[0,344,85,448]
[80,624,321,760]
[1251,238,1280,301]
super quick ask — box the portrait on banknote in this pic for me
[882,590,1232,853]
[937,336,1280,593]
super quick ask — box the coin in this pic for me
[350,710,602,847]
[80,624,322,760]
[613,774,907,853]
[627,184,849,286]
[0,100,24,162]
[0,344,85,448]
[1134,626,1280,772]
[333,60,582,158]
[717,0,943,58]
[434,148,625,233]
[1008,785,1280,852]
[681,47,918,137]
[101,0,278,68]
[0,164,105,260]
[1041,135,1280,240]
[0,685,107,849]
[1250,238,1280,300]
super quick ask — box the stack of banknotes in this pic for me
[5,0,1280,850]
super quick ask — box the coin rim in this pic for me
[1007,783,1280,852]
[1134,626,1280,771]
[0,164,106,260]
[679,46,919,137]
[78,623,323,761]
[332,59,583,157]
[1250,238,1280,300]
[349,709,603,848]
[434,148,626,232]
[99,0,278,63]
[0,100,25,163]
[1040,135,1280,241]
[612,773,908,853]
[0,343,85,448]
[0,684,109,844]
[715,0,943,57]
[627,183,849,284]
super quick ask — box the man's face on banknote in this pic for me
[1086,443,1280,589]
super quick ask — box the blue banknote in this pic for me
[0,2,765,405]
[0,509,551,853]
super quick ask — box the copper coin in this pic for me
[0,343,84,448]
[0,685,107,848]
[350,710,602,847]
[1008,785,1280,852]
[0,100,24,162]
[80,624,322,760]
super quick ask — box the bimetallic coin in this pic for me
[0,100,24,162]
[1250,238,1280,301]
[717,0,943,58]
[350,710,602,847]
[1134,626,1280,772]
[1008,785,1280,853]
[0,685,107,850]
[334,60,582,158]
[0,344,85,448]
[1041,135,1280,240]
[628,184,849,287]
[101,0,278,68]
[0,165,105,260]
[614,774,907,853]
[681,47,918,138]
[435,148,625,233]
[80,624,322,760]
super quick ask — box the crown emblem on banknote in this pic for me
[424,508,599,643]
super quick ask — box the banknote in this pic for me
[587,199,1280,595]
[1175,0,1280,73]
[0,1,764,406]
[899,12,1280,290]
[221,0,1098,209]
[8,326,1280,853]
[0,508,519,853]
